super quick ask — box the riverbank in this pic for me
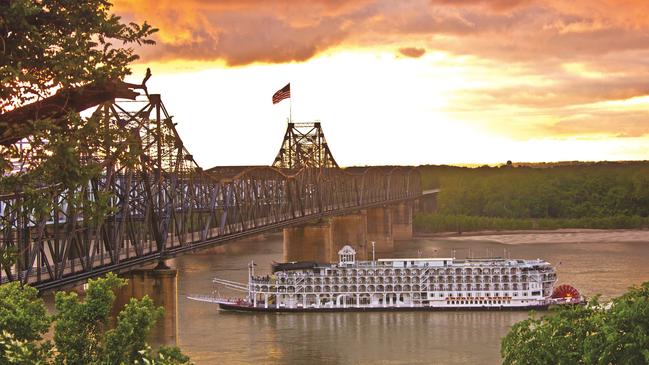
[415,228,649,245]
[414,213,649,233]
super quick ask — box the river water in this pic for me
[167,233,649,364]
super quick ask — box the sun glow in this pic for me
[126,47,649,167]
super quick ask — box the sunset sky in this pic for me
[113,0,649,167]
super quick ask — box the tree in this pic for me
[0,0,157,218]
[1,0,155,113]
[0,273,192,365]
[102,296,164,365]
[501,282,649,364]
[53,273,127,365]
[0,282,51,342]
[0,331,52,365]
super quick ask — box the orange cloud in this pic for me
[398,47,426,58]
[113,0,373,65]
[115,0,649,65]
[114,0,649,126]
[429,0,533,12]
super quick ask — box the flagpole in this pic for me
[289,94,292,123]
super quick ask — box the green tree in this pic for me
[0,0,157,220]
[1,0,155,112]
[53,273,126,365]
[102,296,164,365]
[0,273,192,365]
[501,282,649,364]
[0,283,51,342]
[0,331,51,365]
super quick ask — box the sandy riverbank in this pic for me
[415,228,649,245]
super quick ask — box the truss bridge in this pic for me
[0,87,424,291]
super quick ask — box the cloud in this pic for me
[398,47,426,58]
[546,111,649,138]
[115,0,377,65]
[429,0,533,12]
[474,78,649,109]
[115,0,649,66]
[114,0,649,141]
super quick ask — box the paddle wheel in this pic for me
[551,284,582,304]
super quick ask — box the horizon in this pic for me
[113,1,649,167]
[209,159,649,169]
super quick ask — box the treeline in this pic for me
[417,162,649,232]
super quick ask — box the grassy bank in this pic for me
[414,213,649,233]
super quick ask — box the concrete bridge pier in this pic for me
[331,212,368,260]
[113,267,178,347]
[391,201,413,241]
[366,207,394,254]
[283,220,333,263]
[283,212,369,262]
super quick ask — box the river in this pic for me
[167,232,649,364]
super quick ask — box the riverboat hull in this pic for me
[217,301,551,312]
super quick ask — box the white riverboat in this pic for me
[189,245,582,312]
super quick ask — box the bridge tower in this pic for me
[272,122,338,170]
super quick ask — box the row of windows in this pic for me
[277,274,549,285]
[254,286,540,297]
[448,300,511,305]
[264,283,532,291]
[434,291,534,298]
[322,267,539,276]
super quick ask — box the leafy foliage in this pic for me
[0,0,156,227]
[102,296,164,365]
[0,273,192,365]
[53,273,127,365]
[502,282,649,364]
[1,0,156,112]
[0,330,52,365]
[0,283,51,342]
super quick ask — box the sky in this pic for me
[113,0,649,167]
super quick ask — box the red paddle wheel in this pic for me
[552,284,581,300]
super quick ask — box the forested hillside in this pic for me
[416,162,649,232]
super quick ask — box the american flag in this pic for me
[272,83,290,104]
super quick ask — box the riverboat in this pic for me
[189,245,582,312]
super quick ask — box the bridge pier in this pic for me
[113,267,178,347]
[366,207,394,253]
[283,220,333,263]
[283,212,370,262]
[331,213,368,260]
[391,201,413,241]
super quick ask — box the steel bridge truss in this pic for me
[0,94,421,291]
[272,122,338,169]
